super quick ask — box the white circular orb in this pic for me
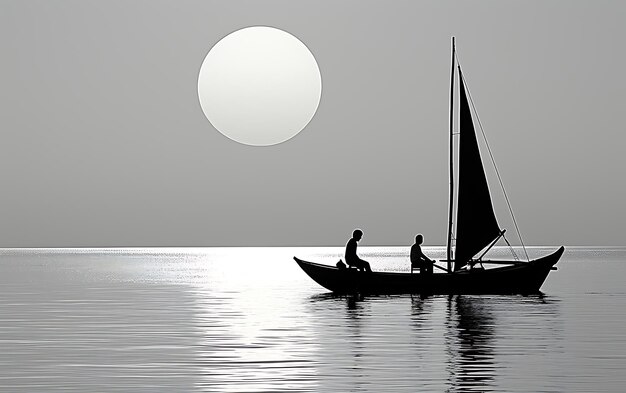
[198,26,322,146]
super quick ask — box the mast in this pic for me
[446,37,455,272]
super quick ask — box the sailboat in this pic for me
[294,38,564,295]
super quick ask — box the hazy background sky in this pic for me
[1,1,623,247]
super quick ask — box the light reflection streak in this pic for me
[186,248,319,392]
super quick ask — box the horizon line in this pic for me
[0,244,621,250]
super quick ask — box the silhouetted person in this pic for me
[411,234,434,275]
[345,229,372,272]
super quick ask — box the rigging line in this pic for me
[454,53,530,262]
[503,234,520,262]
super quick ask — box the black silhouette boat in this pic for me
[295,38,564,295]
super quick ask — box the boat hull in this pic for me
[294,246,564,295]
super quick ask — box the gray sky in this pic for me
[1,1,624,247]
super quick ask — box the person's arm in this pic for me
[417,246,433,263]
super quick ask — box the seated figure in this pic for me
[345,229,372,272]
[411,234,434,274]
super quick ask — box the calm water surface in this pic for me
[0,247,624,392]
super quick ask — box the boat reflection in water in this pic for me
[443,295,495,392]
[307,292,562,392]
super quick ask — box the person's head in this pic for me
[353,229,363,241]
[415,234,423,244]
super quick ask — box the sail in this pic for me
[454,71,501,270]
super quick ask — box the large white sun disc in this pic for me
[198,26,322,146]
